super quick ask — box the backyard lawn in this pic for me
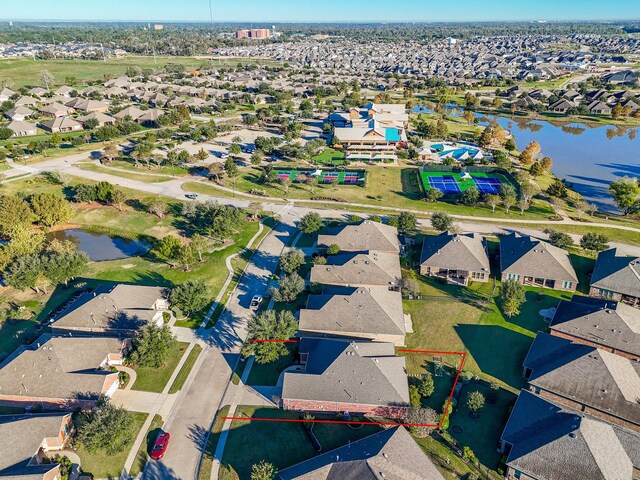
[131,341,190,392]
[76,412,148,479]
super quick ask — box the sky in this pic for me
[1,0,639,23]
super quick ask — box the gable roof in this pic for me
[0,334,125,402]
[282,338,409,407]
[7,120,37,134]
[310,251,401,287]
[278,426,444,480]
[523,332,640,427]
[317,221,400,253]
[549,296,640,357]
[41,116,81,131]
[420,232,489,273]
[590,248,640,298]
[501,390,640,480]
[299,287,405,338]
[500,233,578,282]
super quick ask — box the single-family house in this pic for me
[419,232,490,285]
[499,232,578,291]
[590,248,640,307]
[65,98,109,113]
[278,426,445,480]
[282,338,410,419]
[522,332,640,432]
[0,87,15,103]
[76,111,115,127]
[549,296,640,361]
[14,95,38,107]
[317,220,400,254]
[548,98,574,112]
[54,85,75,97]
[310,251,401,289]
[40,116,82,133]
[137,108,164,127]
[113,106,144,121]
[7,120,37,137]
[588,100,612,115]
[0,413,74,479]
[499,389,640,480]
[28,87,48,98]
[50,284,170,335]
[5,105,35,121]
[299,286,406,346]
[39,103,72,118]
[0,334,129,409]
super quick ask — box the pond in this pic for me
[414,105,639,212]
[48,229,151,261]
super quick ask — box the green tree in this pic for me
[75,397,136,455]
[499,278,525,317]
[326,243,341,255]
[29,193,72,227]
[608,177,640,215]
[109,189,127,212]
[460,186,480,206]
[425,188,443,202]
[505,137,517,152]
[155,235,182,264]
[44,251,89,287]
[580,232,609,253]
[170,279,209,316]
[95,181,116,203]
[73,184,98,203]
[4,254,44,292]
[299,212,323,234]
[190,234,209,263]
[243,310,297,364]
[418,372,435,398]
[128,324,177,368]
[547,179,568,198]
[466,390,486,413]
[250,461,277,480]
[280,248,305,274]
[544,229,574,249]
[0,196,34,235]
[397,211,417,232]
[430,212,453,231]
[270,273,305,303]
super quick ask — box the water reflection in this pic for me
[48,229,151,261]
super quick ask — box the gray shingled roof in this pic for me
[299,287,405,338]
[282,338,409,407]
[501,390,640,480]
[550,296,640,357]
[310,251,401,287]
[590,248,640,298]
[0,334,125,401]
[523,332,640,427]
[500,232,578,282]
[420,232,490,272]
[278,426,445,480]
[0,413,68,478]
[318,221,400,253]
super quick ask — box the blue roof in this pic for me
[385,128,401,142]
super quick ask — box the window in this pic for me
[472,272,485,280]
[562,281,573,289]
[506,273,520,281]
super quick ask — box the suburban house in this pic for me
[549,296,640,361]
[0,413,74,479]
[15,95,38,107]
[40,116,83,133]
[419,232,490,285]
[522,332,640,432]
[65,98,109,113]
[0,87,15,102]
[310,251,401,289]
[299,286,407,346]
[590,248,640,307]
[278,426,445,480]
[5,105,35,121]
[54,85,75,97]
[499,389,640,480]
[282,338,410,419]
[137,108,164,126]
[50,284,170,335]
[499,232,578,291]
[76,111,116,127]
[317,220,401,254]
[0,335,129,409]
[7,120,37,137]
[113,105,145,121]
[39,103,73,118]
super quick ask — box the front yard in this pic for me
[131,341,190,393]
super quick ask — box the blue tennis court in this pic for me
[427,175,461,194]
[473,177,502,194]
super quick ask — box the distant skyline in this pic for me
[1,0,640,23]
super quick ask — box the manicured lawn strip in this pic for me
[198,405,230,480]
[221,406,381,479]
[130,414,164,477]
[132,342,190,393]
[75,162,174,183]
[169,344,203,393]
[76,412,148,479]
[245,343,297,386]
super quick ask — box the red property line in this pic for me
[223,350,467,428]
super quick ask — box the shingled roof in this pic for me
[501,390,640,480]
[591,248,640,298]
[299,287,405,340]
[317,221,400,253]
[500,232,578,282]
[523,332,640,428]
[278,426,444,480]
[420,232,490,272]
[549,296,640,357]
[310,251,401,287]
[282,338,409,407]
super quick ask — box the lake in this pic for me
[48,229,151,261]
[414,105,639,212]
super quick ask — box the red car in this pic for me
[150,431,170,460]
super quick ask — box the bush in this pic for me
[299,212,323,234]
[544,229,574,249]
[580,232,609,253]
[327,243,341,255]
[463,446,478,464]
[418,373,435,397]
[466,390,486,413]
[409,385,422,407]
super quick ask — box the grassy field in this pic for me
[312,147,346,166]
[168,344,203,393]
[76,412,148,479]
[131,342,190,393]
[130,414,164,477]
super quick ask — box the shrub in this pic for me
[466,390,486,413]
[430,212,453,231]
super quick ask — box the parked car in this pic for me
[219,152,229,159]
[250,295,263,310]
[150,431,170,460]
[185,193,199,200]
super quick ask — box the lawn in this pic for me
[76,412,148,479]
[131,341,190,393]
[220,406,381,479]
[130,414,164,477]
[199,405,231,480]
[168,344,203,393]
[75,162,174,184]
[312,147,346,166]
[245,343,298,386]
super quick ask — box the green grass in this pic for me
[131,342,189,393]
[130,414,164,477]
[221,406,381,480]
[198,405,230,480]
[75,163,174,183]
[312,147,346,166]
[107,159,190,177]
[168,344,203,394]
[245,344,297,386]
[76,412,148,479]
